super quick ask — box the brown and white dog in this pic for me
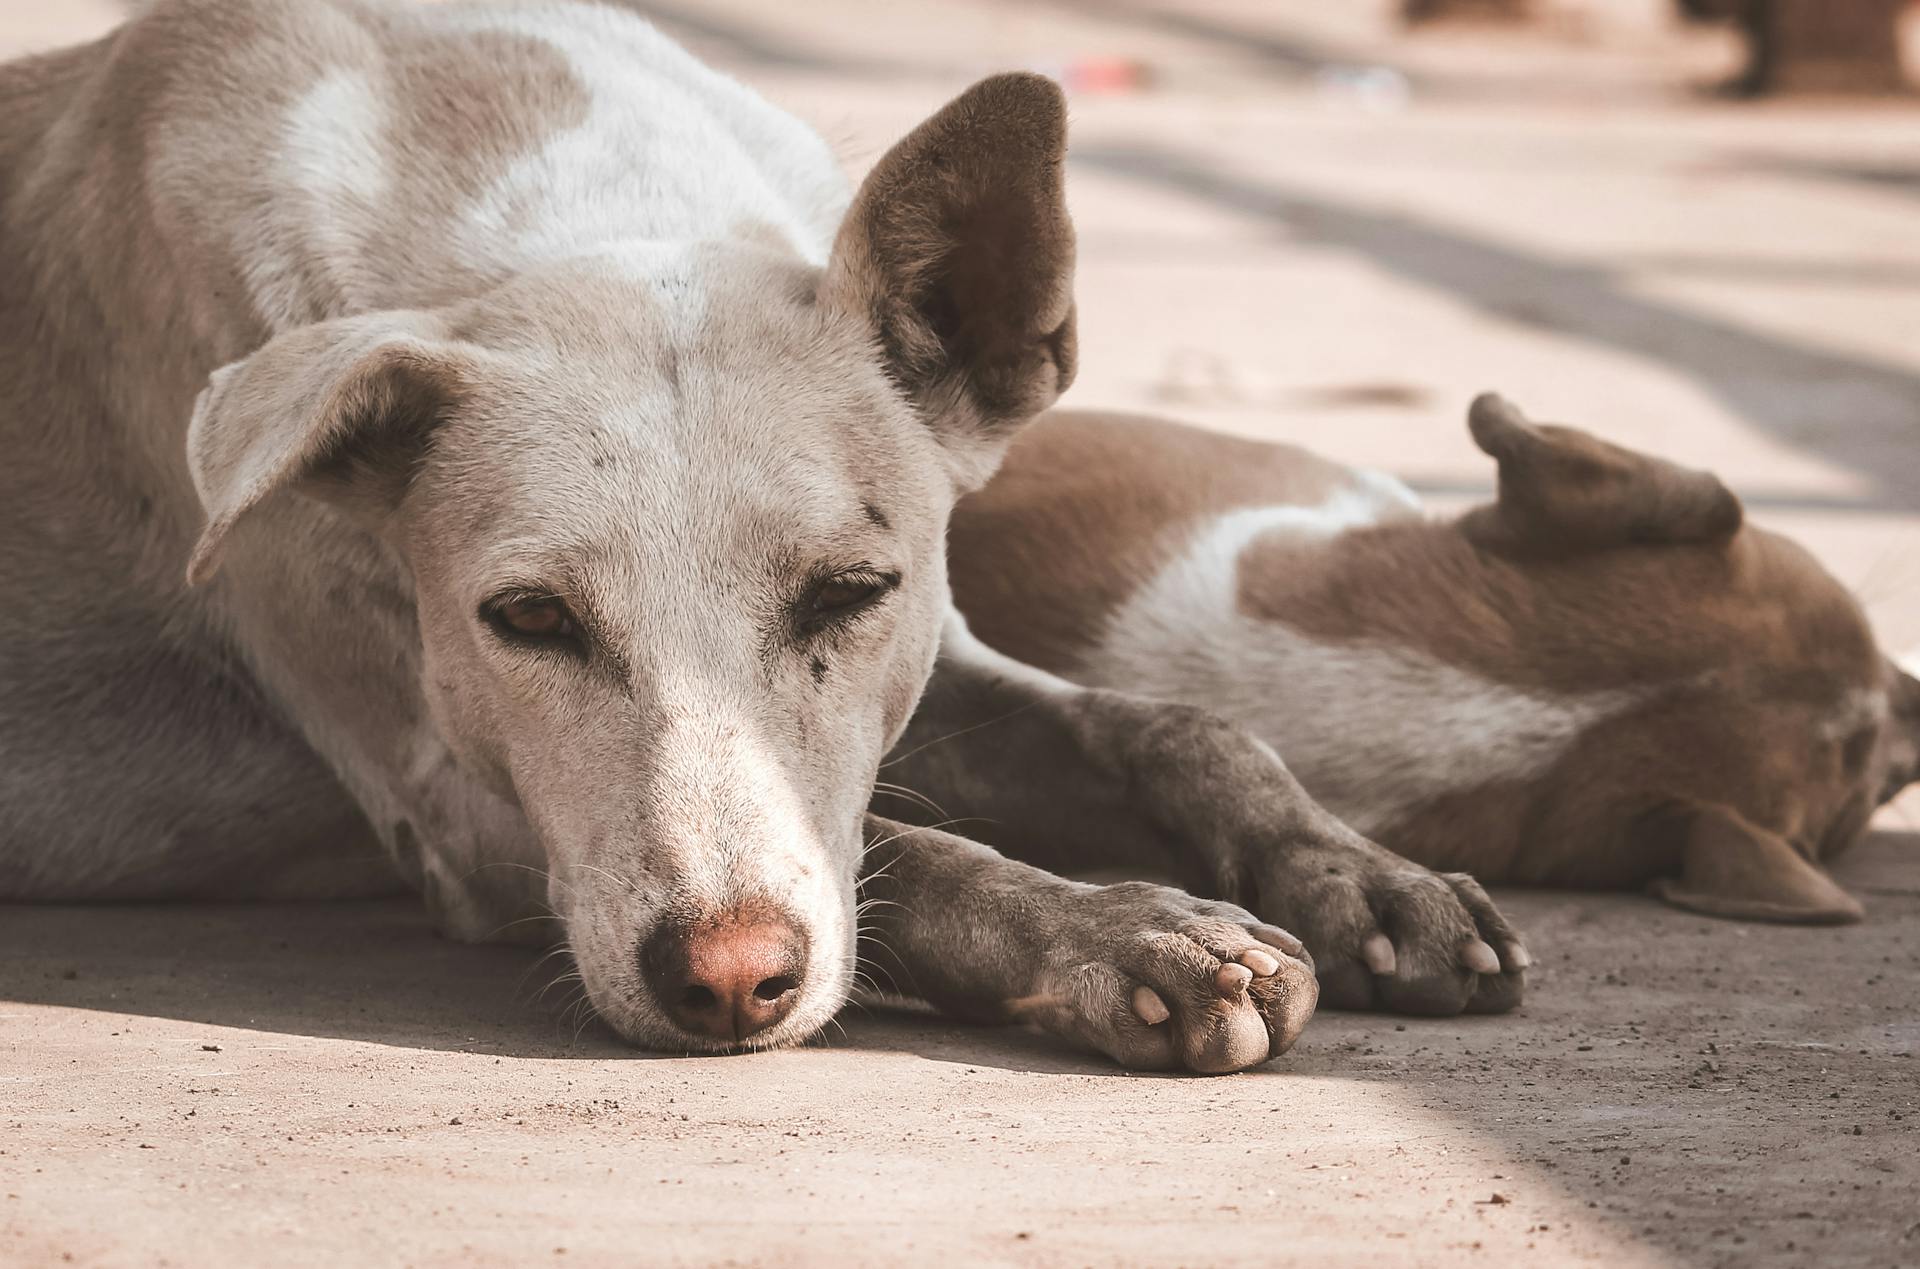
[0,0,1539,1073]
[951,395,1920,925]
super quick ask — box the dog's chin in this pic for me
[591,982,848,1055]
[570,939,853,1055]
[667,1008,837,1056]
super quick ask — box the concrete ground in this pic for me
[3,2,1918,1266]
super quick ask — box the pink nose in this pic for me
[640,907,809,1044]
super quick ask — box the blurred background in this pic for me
[9,1,1920,662]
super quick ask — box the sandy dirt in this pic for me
[4,1,1919,1265]
[4,834,1916,1267]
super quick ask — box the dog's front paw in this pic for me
[1245,839,1530,1016]
[1015,882,1318,1073]
[1095,697,1528,1018]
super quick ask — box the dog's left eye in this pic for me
[798,571,896,631]
[485,594,581,645]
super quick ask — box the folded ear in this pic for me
[185,310,476,585]
[821,72,1076,489]
[1463,393,1743,554]
[1648,804,1864,924]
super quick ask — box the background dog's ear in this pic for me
[1462,393,1743,554]
[185,310,474,585]
[1647,804,1864,924]
[821,72,1076,489]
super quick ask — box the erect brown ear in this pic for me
[821,72,1076,489]
[185,309,476,585]
[1462,393,1743,554]
[1648,804,1864,925]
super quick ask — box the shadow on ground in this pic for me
[1074,141,1920,514]
[6,830,1917,1267]
[0,892,1173,1074]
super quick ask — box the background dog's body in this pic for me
[952,400,1920,924]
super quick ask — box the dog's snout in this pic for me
[640,906,810,1045]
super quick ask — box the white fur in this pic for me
[1080,494,1638,836]
[449,6,844,273]
[940,608,1079,700]
[1821,687,1890,741]
[7,0,1098,1057]
[250,70,391,327]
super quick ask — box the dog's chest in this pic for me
[1076,502,1635,836]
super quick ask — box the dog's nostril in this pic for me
[752,975,798,1002]
[639,905,812,1045]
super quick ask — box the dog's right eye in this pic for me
[484,594,583,648]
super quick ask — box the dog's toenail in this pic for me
[1214,962,1253,996]
[1361,932,1397,976]
[1240,948,1281,977]
[1131,985,1170,1025]
[1504,943,1532,971]
[1461,939,1501,975]
[1258,928,1307,959]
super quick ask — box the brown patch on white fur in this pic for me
[951,398,1919,916]
[948,410,1385,673]
[1237,510,1878,695]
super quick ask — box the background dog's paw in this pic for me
[1016,882,1317,1073]
[1248,845,1529,1016]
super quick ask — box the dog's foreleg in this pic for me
[855,814,1316,1072]
[877,609,1531,1016]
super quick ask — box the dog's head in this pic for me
[180,75,1075,1050]
[1461,394,1919,901]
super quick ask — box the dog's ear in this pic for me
[185,310,475,585]
[1647,804,1864,924]
[1462,393,1742,554]
[821,72,1076,489]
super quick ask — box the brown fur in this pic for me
[820,73,1079,490]
[948,410,1366,673]
[950,399,1918,921]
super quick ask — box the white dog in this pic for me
[0,0,1527,1070]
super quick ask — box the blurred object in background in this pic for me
[1682,0,1911,95]
[1313,64,1415,112]
[1734,0,1911,96]
[1030,53,1153,95]
[1407,0,1916,97]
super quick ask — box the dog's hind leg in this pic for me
[879,609,1531,1016]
